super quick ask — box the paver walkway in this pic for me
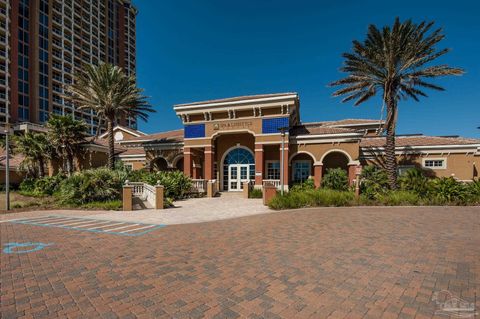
[0,192,271,225]
[1,206,479,318]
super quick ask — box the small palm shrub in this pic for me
[249,188,263,198]
[426,177,470,205]
[399,168,429,194]
[56,168,126,205]
[19,178,36,194]
[19,174,66,196]
[290,178,316,192]
[360,165,390,199]
[466,180,480,204]
[142,170,192,200]
[321,168,349,191]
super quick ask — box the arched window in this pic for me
[224,148,254,165]
[223,148,255,190]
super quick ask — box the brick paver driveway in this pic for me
[1,206,479,319]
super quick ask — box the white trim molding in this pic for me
[288,151,317,164]
[319,149,354,164]
[422,157,447,170]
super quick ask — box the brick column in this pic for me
[348,164,358,186]
[204,145,214,180]
[254,144,264,187]
[314,164,323,188]
[184,147,193,178]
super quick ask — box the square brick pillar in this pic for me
[204,146,214,181]
[348,164,358,186]
[314,164,323,188]
[254,144,264,188]
[184,147,193,178]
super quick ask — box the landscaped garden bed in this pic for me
[268,166,480,210]
[4,165,193,212]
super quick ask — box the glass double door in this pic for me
[228,164,250,191]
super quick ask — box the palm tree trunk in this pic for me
[67,153,74,176]
[385,98,398,190]
[107,119,114,169]
[38,158,45,178]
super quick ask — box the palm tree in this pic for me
[65,63,154,169]
[330,18,463,189]
[47,115,89,175]
[13,132,51,178]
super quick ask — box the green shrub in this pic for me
[268,188,354,210]
[249,188,263,198]
[56,168,126,205]
[142,170,192,200]
[377,191,421,206]
[399,168,429,195]
[426,177,471,205]
[313,189,354,206]
[81,200,123,210]
[322,168,348,191]
[360,165,390,199]
[34,174,66,195]
[19,178,36,194]
[466,180,480,204]
[290,178,315,192]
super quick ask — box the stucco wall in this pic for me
[363,153,479,181]
[289,141,360,164]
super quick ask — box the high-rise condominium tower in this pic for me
[0,0,137,135]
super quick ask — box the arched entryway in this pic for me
[173,155,184,171]
[290,152,315,183]
[150,157,169,172]
[221,147,255,191]
[321,151,350,173]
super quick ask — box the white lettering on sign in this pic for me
[213,121,253,130]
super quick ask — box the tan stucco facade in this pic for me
[109,93,479,192]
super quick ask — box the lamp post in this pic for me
[278,126,289,196]
[4,1,10,211]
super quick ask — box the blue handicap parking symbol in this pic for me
[2,242,53,254]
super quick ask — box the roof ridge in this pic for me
[175,92,298,107]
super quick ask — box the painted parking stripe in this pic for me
[23,216,74,223]
[56,220,110,227]
[43,219,93,226]
[119,225,156,233]
[105,224,140,232]
[19,216,63,221]
[87,222,126,230]
[67,221,113,228]
[7,216,165,236]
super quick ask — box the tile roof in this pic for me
[126,129,184,143]
[290,125,357,136]
[290,119,382,136]
[302,119,384,127]
[0,150,24,169]
[118,147,146,156]
[175,92,298,107]
[360,135,480,147]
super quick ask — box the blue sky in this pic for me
[134,0,479,137]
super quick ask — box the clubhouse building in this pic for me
[104,93,479,191]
